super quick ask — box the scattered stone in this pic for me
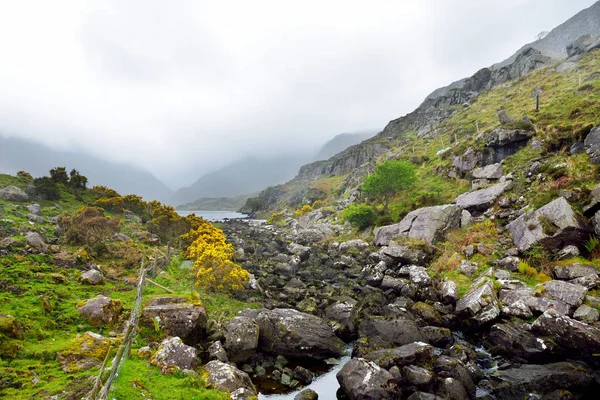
[472,163,503,179]
[204,360,257,397]
[336,358,398,400]
[381,241,428,265]
[57,332,117,372]
[496,256,519,271]
[585,126,600,164]
[403,365,432,387]
[440,278,458,304]
[554,263,598,280]
[27,203,40,215]
[76,295,123,326]
[459,260,478,276]
[294,366,314,384]
[25,232,47,252]
[501,299,533,319]
[112,233,132,242]
[456,278,500,327]
[80,269,105,285]
[151,336,198,373]
[359,317,425,349]
[556,245,580,260]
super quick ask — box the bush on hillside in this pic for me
[342,204,376,229]
[32,177,60,200]
[59,207,120,245]
[49,166,69,184]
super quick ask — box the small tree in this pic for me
[49,166,69,184]
[69,169,88,190]
[33,177,60,200]
[361,160,417,213]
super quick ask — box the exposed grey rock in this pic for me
[325,299,357,338]
[472,163,503,179]
[454,181,513,211]
[204,360,257,397]
[256,308,344,359]
[374,204,461,245]
[493,362,594,400]
[0,186,28,202]
[76,295,123,326]
[501,299,533,319]
[460,210,473,227]
[567,34,600,57]
[585,126,600,164]
[361,261,388,287]
[532,309,600,366]
[381,241,428,265]
[338,239,369,253]
[497,109,514,125]
[225,315,260,363]
[363,341,434,369]
[295,228,325,245]
[27,203,40,215]
[112,233,132,242]
[554,263,598,280]
[142,296,207,345]
[583,183,600,216]
[570,141,585,155]
[496,256,519,271]
[57,331,115,372]
[336,358,398,400]
[403,365,432,387]
[27,213,45,223]
[440,278,458,304]
[573,304,599,324]
[456,278,500,327]
[452,147,482,174]
[207,341,228,362]
[151,336,198,373]
[570,274,600,289]
[294,389,318,400]
[25,232,47,252]
[485,127,535,148]
[506,197,592,251]
[556,245,580,260]
[0,237,21,248]
[80,269,104,285]
[359,317,426,349]
[543,280,587,308]
[288,242,311,260]
[486,321,556,363]
[593,211,600,237]
[459,260,477,276]
[400,265,431,287]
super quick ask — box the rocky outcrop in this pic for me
[77,295,123,326]
[150,336,198,373]
[483,127,535,164]
[142,296,207,345]
[454,181,512,212]
[455,278,500,327]
[337,358,398,400]
[584,126,600,164]
[204,360,257,399]
[0,186,28,202]
[256,308,345,359]
[374,204,462,245]
[506,197,592,251]
[567,34,600,57]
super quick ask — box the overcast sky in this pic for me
[0,0,596,188]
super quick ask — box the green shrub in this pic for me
[342,204,376,229]
[32,176,60,200]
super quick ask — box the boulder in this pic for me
[336,358,398,400]
[0,186,28,202]
[532,309,600,366]
[80,269,105,285]
[112,233,132,242]
[485,321,557,363]
[583,183,600,216]
[57,332,117,372]
[325,299,357,338]
[554,263,598,280]
[76,295,123,326]
[207,341,228,362]
[224,315,260,363]
[24,232,47,252]
[294,389,318,400]
[374,204,461,245]
[542,280,587,309]
[358,317,426,349]
[27,203,41,215]
[573,304,599,324]
[204,360,257,398]
[506,197,592,251]
[399,265,431,287]
[586,126,600,164]
[493,362,594,400]
[455,278,500,327]
[338,239,369,253]
[472,163,503,179]
[567,34,600,57]
[454,181,513,212]
[142,296,208,345]
[381,241,428,265]
[256,308,344,359]
[484,127,535,163]
[150,336,198,373]
[288,242,311,260]
[452,147,482,174]
[440,279,458,304]
[403,365,432,387]
[363,341,434,369]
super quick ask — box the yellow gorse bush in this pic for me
[295,204,313,217]
[186,222,250,292]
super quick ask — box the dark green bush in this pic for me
[342,204,376,229]
[32,177,60,200]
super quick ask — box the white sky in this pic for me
[0,0,596,187]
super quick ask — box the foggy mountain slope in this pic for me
[0,135,173,202]
[313,131,377,161]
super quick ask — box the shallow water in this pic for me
[257,346,353,400]
[175,210,247,221]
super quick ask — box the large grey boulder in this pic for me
[0,186,28,202]
[455,278,500,327]
[142,296,208,345]
[381,241,429,265]
[542,280,587,309]
[77,295,123,326]
[150,336,198,373]
[472,163,503,179]
[493,362,595,400]
[554,263,598,280]
[363,341,434,369]
[454,181,512,211]
[325,299,358,338]
[452,147,482,174]
[585,126,600,164]
[25,232,47,252]
[256,308,344,359]
[485,321,557,363]
[358,317,426,348]
[336,358,398,400]
[374,204,461,245]
[532,309,600,366]
[224,315,260,363]
[506,197,592,251]
[204,360,257,399]
[80,269,105,285]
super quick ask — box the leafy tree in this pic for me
[49,166,69,184]
[68,169,88,190]
[342,204,376,229]
[33,177,60,200]
[361,160,417,213]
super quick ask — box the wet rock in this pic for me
[0,314,24,339]
[204,360,257,398]
[25,232,47,252]
[336,358,398,400]
[80,269,105,285]
[374,204,462,245]
[422,326,453,348]
[532,309,600,366]
[142,296,207,345]
[411,302,442,325]
[0,186,28,202]
[76,295,123,326]
[492,362,594,400]
[151,336,198,373]
[359,317,426,350]
[256,308,344,359]
[207,340,228,362]
[455,278,500,327]
[486,321,557,363]
[507,197,592,251]
[363,342,434,369]
[224,315,260,363]
[573,304,599,324]
[57,332,117,372]
[454,181,513,212]
[294,365,314,384]
[294,389,318,400]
